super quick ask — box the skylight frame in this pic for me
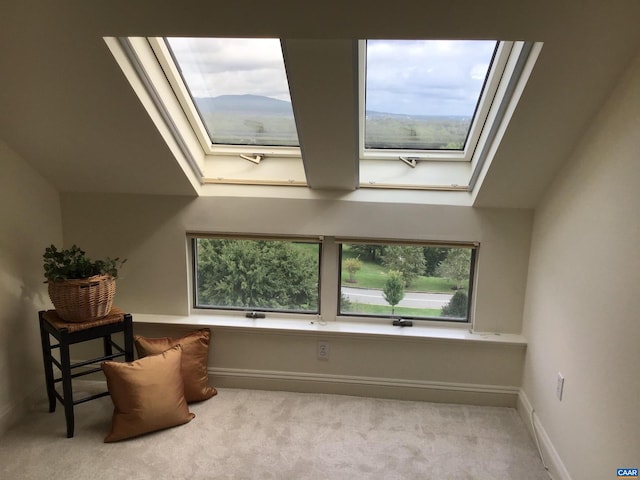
[148,37,302,159]
[108,35,539,193]
[358,40,514,163]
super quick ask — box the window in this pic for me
[165,38,299,149]
[192,236,320,314]
[339,241,477,322]
[358,40,537,190]
[108,36,539,192]
[364,40,497,153]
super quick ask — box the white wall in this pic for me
[60,192,532,404]
[60,195,532,333]
[0,140,62,434]
[521,51,640,478]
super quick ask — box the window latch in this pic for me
[246,311,265,319]
[392,318,413,327]
[399,156,418,168]
[240,154,264,164]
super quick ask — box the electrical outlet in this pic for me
[556,372,564,400]
[317,341,330,361]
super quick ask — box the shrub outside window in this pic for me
[193,237,320,313]
[339,242,476,322]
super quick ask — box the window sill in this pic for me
[132,312,527,347]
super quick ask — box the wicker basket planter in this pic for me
[47,274,116,323]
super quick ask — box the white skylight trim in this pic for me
[149,37,302,159]
[106,36,540,193]
[359,40,539,190]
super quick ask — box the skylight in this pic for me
[107,36,539,194]
[364,40,497,152]
[358,40,538,189]
[165,38,298,148]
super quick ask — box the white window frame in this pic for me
[187,234,478,326]
[108,36,539,192]
[190,234,322,315]
[336,239,478,324]
[358,40,513,163]
[148,38,302,160]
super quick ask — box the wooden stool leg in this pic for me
[38,312,56,413]
[103,334,113,356]
[59,331,74,438]
[123,314,134,362]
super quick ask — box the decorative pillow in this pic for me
[102,345,195,443]
[134,328,217,403]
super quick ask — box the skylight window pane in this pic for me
[365,40,497,151]
[166,38,298,147]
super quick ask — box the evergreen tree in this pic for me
[423,247,449,277]
[440,290,468,318]
[196,239,318,311]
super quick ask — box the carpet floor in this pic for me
[0,386,550,479]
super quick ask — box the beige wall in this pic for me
[60,192,533,404]
[521,51,640,478]
[0,140,62,434]
[60,194,533,333]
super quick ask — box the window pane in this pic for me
[365,40,497,151]
[340,243,474,321]
[166,38,299,147]
[194,238,319,313]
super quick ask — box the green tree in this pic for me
[383,270,405,315]
[196,239,318,310]
[437,248,471,290]
[344,258,362,283]
[422,247,449,277]
[440,290,468,318]
[382,245,425,287]
[348,244,385,263]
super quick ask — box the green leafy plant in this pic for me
[344,258,363,283]
[43,244,126,282]
[382,270,405,315]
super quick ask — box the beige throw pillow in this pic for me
[102,345,195,442]
[134,328,217,403]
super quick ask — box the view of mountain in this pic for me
[194,94,294,116]
[193,94,470,149]
[194,94,470,122]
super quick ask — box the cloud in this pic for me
[166,37,497,117]
[166,38,292,101]
[366,40,497,116]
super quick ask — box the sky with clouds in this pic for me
[167,38,496,117]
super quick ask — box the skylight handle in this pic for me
[399,156,418,168]
[240,154,264,164]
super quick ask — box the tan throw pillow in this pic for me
[102,345,195,443]
[134,328,217,403]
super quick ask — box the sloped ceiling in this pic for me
[1,0,639,207]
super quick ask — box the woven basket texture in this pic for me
[47,274,116,323]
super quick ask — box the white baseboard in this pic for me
[209,367,520,407]
[517,390,572,480]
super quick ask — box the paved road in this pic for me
[342,286,453,309]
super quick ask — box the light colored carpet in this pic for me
[0,386,549,479]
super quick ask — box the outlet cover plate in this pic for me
[318,341,329,360]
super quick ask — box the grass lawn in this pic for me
[341,246,464,293]
[344,302,442,318]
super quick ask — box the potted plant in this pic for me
[43,244,126,322]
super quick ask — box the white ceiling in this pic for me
[1,0,639,208]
